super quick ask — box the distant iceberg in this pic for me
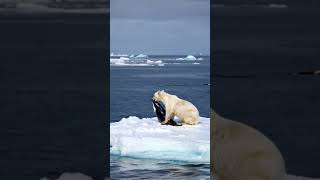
[184,55,197,60]
[136,54,148,58]
[119,57,129,61]
[110,62,150,67]
[110,53,128,58]
[110,116,210,164]
[110,58,127,65]
[146,60,163,65]
[176,55,197,61]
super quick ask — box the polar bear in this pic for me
[212,110,287,180]
[152,90,199,125]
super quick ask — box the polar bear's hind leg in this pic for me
[183,116,198,125]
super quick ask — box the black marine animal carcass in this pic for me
[152,99,181,126]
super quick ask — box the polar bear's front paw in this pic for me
[161,120,170,125]
[161,122,167,125]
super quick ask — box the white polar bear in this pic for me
[152,90,199,125]
[212,110,287,180]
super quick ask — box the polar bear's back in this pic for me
[174,98,199,116]
[213,113,286,180]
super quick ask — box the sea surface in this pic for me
[213,7,320,177]
[0,13,108,179]
[110,55,210,179]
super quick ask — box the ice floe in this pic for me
[176,55,197,61]
[136,54,148,58]
[110,116,210,164]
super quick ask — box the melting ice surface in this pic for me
[110,116,210,164]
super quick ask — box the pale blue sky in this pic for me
[111,0,210,55]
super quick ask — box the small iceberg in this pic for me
[176,55,197,61]
[119,57,129,61]
[184,55,197,60]
[110,57,130,65]
[136,54,148,58]
[110,116,210,164]
[110,53,128,58]
[110,58,127,65]
[146,60,163,66]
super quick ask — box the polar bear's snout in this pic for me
[152,90,163,102]
[151,90,199,125]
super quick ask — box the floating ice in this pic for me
[110,58,165,67]
[176,55,197,61]
[136,54,148,58]
[110,53,128,58]
[146,60,163,65]
[120,57,129,61]
[184,55,197,60]
[110,116,210,164]
[110,63,150,67]
[110,58,127,65]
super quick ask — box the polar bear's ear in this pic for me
[161,90,164,92]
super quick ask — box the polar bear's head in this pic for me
[152,90,165,102]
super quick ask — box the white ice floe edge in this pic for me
[110,116,210,164]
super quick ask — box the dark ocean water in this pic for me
[0,13,108,179]
[213,7,320,177]
[110,56,210,179]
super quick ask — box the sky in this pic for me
[110,0,210,55]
